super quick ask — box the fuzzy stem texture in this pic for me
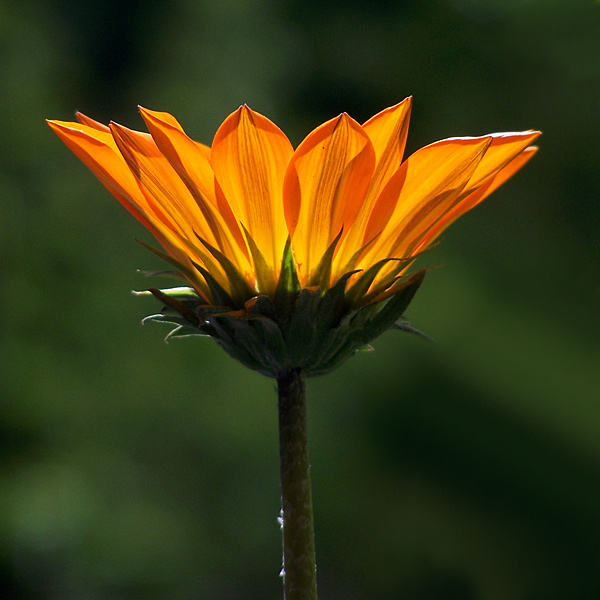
[277,368,318,600]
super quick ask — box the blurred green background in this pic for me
[1,0,599,598]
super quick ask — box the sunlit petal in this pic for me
[50,102,539,318]
[139,107,249,267]
[75,112,111,133]
[47,119,217,296]
[361,136,493,269]
[211,105,294,276]
[334,98,412,276]
[413,145,539,254]
[284,113,376,284]
[463,130,541,191]
[47,120,163,233]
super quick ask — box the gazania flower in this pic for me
[48,98,539,600]
[47,98,539,377]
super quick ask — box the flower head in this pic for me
[48,99,539,377]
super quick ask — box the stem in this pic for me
[277,368,318,600]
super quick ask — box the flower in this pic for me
[48,99,539,377]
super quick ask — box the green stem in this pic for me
[277,368,318,600]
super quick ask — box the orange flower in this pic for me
[48,99,539,376]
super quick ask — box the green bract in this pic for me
[139,239,425,378]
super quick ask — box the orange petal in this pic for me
[211,105,294,274]
[47,119,213,291]
[361,135,493,267]
[463,130,541,191]
[333,99,412,275]
[109,123,213,244]
[47,119,161,232]
[283,113,376,284]
[413,145,539,253]
[195,141,212,161]
[139,107,248,265]
[362,97,412,165]
[75,112,111,133]
[110,122,253,289]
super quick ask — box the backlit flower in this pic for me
[48,99,539,376]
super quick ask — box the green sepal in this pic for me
[345,257,404,307]
[142,312,193,328]
[308,228,343,288]
[142,313,211,341]
[134,286,199,301]
[139,259,427,378]
[283,288,323,365]
[137,269,189,282]
[335,231,379,276]
[136,239,211,300]
[314,270,358,334]
[196,234,255,306]
[240,224,277,296]
[207,313,289,377]
[303,270,426,375]
[147,287,201,328]
[247,294,277,321]
[192,261,235,308]
[136,240,194,279]
[273,237,301,322]
[354,275,401,308]
[393,321,433,342]
[345,269,425,348]
[164,326,208,341]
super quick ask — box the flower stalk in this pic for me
[278,368,317,600]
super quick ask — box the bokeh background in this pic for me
[2,0,599,598]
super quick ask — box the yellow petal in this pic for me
[283,113,376,284]
[333,98,412,276]
[211,105,294,274]
[413,145,539,254]
[361,136,493,267]
[139,107,249,268]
